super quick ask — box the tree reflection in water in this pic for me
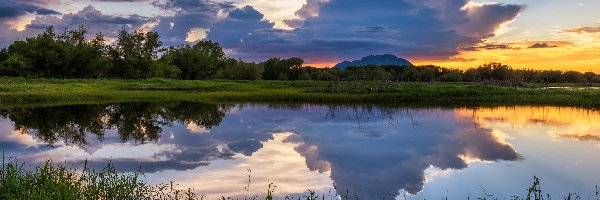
[0,102,230,146]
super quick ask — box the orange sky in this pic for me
[416,46,600,72]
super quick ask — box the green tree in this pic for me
[488,63,513,81]
[0,26,109,78]
[262,57,304,80]
[163,41,226,80]
[537,70,563,83]
[583,72,600,83]
[438,69,463,82]
[108,30,170,78]
[0,48,8,63]
[0,54,31,77]
[215,59,263,80]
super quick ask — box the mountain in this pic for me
[334,54,413,70]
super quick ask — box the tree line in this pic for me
[1,26,599,83]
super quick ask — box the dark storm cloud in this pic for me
[0,0,60,20]
[207,0,525,63]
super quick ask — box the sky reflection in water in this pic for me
[0,103,599,199]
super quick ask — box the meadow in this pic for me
[1,77,600,107]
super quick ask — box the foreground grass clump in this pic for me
[0,154,196,200]
[2,78,600,107]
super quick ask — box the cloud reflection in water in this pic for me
[1,103,599,198]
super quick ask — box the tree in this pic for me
[163,41,226,80]
[488,63,512,81]
[0,48,8,63]
[108,30,171,78]
[583,72,600,83]
[262,57,304,80]
[215,59,263,80]
[439,69,463,82]
[0,54,30,77]
[0,26,109,78]
[346,65,391,81]
[563,71,585,83]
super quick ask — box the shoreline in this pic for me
[1,78,600,107]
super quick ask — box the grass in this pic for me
[1,153,597,200]
[1,77,600,107]
[0,152,197,200]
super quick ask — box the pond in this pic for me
[1,102,599,199]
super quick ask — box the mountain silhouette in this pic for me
[334,54,413,70]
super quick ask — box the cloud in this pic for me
[457,2,525,40]
[562,27,600,34]
[26,5,152,36]
[20,0,63,6]
[0,0,60,20]
[528,43,558,49]
[151,0,235,45]
[283,0,329,28]
[461,44,513,51]
[207,0,525,63]
[92,0,150,2]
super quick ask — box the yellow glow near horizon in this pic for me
[415,46,600,72]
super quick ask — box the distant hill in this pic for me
[334,54,413,70]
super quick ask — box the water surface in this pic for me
[1,102,599,199]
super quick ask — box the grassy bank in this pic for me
[1,77,600,107]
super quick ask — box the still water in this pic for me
[1,102,599,199]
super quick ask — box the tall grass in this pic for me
[0,151,196,200]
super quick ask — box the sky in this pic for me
[1,0,599,71]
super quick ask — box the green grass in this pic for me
[0,152,197,200]
[1,77,600,107]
